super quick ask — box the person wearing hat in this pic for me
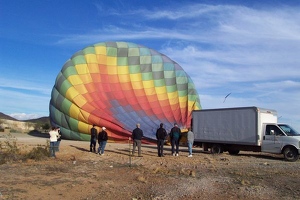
[170,123,182,156]
[97,127,108,155]
[131,123,143,157]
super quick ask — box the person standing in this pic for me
[90,124,97,153]
[156,123,167,157]
[187,127,194,157]
[98,127,108,155]
[132,123,143,157]
[170,123,181,156]
[55,127,62,152]
[49,127,59,158]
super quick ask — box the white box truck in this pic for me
[192,106,300,161]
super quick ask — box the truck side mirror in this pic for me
[270,130,274,135]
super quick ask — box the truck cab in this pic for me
[262,124,300,161]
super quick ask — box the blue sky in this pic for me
[1,0,300,130]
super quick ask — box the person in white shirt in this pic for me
[49,127,59,158]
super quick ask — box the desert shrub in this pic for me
[0,133,19,154]
[0,135,22,164]
[0,134,50,164]
[24,142,50,161]
[9,129,18,133]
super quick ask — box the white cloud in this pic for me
[138,4,222,20]
[9,113,44,120]
[254,80,300,90]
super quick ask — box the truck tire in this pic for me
[283,147,299,162]
[228,150,240,155]
[211,144,222,154]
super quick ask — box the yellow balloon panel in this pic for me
[75,64,89,75]
[85,54,98,64]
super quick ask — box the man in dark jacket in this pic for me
[132,123,143,157]
[90,125,97,153]
[156,123,167,157]
[170,123,181,156]
[98,127,108,155]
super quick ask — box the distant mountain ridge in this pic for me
[0,112,50,124]
[23,116,50,124]
[0,112,17,121]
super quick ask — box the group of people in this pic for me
[131,122,194,157]
[49,127,62,158]
[155,123,194,157]
[90,125,108,155]
[50,122,193,159]
[90,122,194,158]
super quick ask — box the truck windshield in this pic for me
[278,124,300,136]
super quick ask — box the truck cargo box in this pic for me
[192,107,277,146]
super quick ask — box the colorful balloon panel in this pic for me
[50,42,201,141]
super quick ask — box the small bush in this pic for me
[0,134,50,164]
[25,145,50,161]
[0,133,19,154]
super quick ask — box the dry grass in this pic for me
[0,133,49,164]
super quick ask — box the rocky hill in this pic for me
[0,112,50,133]
[0,112,50,124]
[0,112,17,121]
[23,117,50,124]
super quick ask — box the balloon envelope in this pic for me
[49,41,201,141]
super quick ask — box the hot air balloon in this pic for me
[49,41,201,142]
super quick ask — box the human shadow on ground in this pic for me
[68,145,141,157]
[144,144,206,154]
[69,145,90,152]
[143,144,287,161]
[27,130,49,138]
[231,152,284,161]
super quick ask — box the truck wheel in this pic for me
[211,144,222,154]
[283,147,299,162]
[228,150,240,155]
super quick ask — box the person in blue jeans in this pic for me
[49,127,59,158]
[55,127,62,152]
[187,127,194,157]
[98,127,108,155]
[170,123,181,156]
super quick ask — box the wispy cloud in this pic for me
[0,77,52,95]
[0,88,50,118]
[134,4,223,20]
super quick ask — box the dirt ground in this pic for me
[0,132,300,200]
